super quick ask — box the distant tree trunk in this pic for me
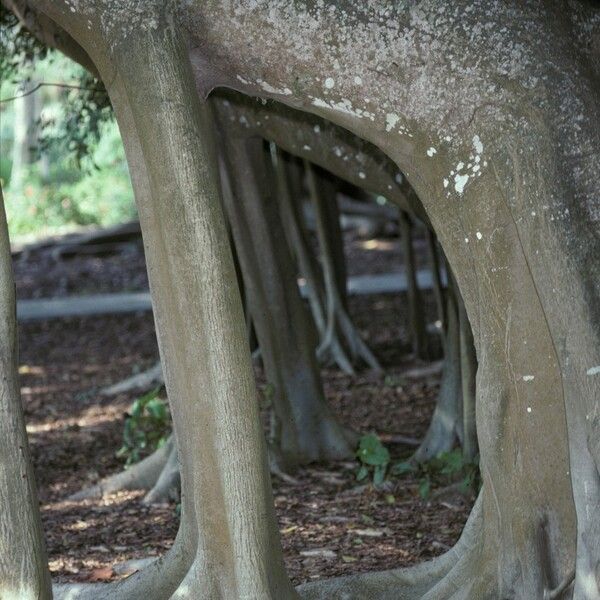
[398,211,429,360]
[10,80,39,190]
[0,187,52,599]
[216,119,355,465]
[315,170,348,309]
[426,230,446,334]
[273,147,355,374]
[306,160,381,372]
[458,295,478,462]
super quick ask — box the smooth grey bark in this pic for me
[0,188,52,599]
[183,2,595,597]
[106,30,296,599]
[216,120,354,464]
[411,286,461,463]
[30,13,298,598]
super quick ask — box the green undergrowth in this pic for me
[117,387,171,467]
[355,432,481,499]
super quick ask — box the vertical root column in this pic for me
[305,160,382,373]
[107,27,298,598]
[0,189,52,599]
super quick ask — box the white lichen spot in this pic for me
[303,145,311,151]
[464,237,469,243]
[236,75,250,85]
[443,178,449,188]
[527,407,532,413]
[385,113,400,132]
[324,77,335,89]
[358,172,366,179]
[586,365,600,376]
[531,211,536,216]
[476,231,483,240]
[456,162,465,171]
[395,173,403,184]
[473,135,484,154]
[426,147,437,157]
[312,97,374,120]
[313,125,321,133]
[523,375,535,382]
[354,76,363,85]
[444,136,452,142]
[454,174,469,194]
[258,80,292,95]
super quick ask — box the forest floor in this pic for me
[13,225,473,586]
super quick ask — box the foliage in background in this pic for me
[0,10,49,85]
[36,69,112,168]
[1,14,132,239]
[5,119,136,236]
[117,388,171,467]
[1,9,112,165]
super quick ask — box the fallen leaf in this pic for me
[353,528,384,537]
[86,567,114,582]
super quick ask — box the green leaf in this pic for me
[356,465,369,481]
[373,464,386,486]
[356,433,390,467]
[418,478,431,499]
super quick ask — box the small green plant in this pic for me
[356,433,390,486]
[117,387,171,466]
[383,374,406,388]
[392,449,480,499]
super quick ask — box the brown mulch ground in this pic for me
[13,227,472,586]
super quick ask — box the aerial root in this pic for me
[100,362,163,397]
[68,437,174,502]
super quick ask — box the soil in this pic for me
[12,225,472,586]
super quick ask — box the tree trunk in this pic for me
[411,286,461,463]
[216,120,354,464]
[0,188,52,599]
[109,29,296,599]
[305,160,382,372]
[273,147,355,374]
[398,211,429,360]
[51,23,298,599]
[10,80,39,190]
[314,170,347,309]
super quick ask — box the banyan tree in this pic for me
[0,1,598,599]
